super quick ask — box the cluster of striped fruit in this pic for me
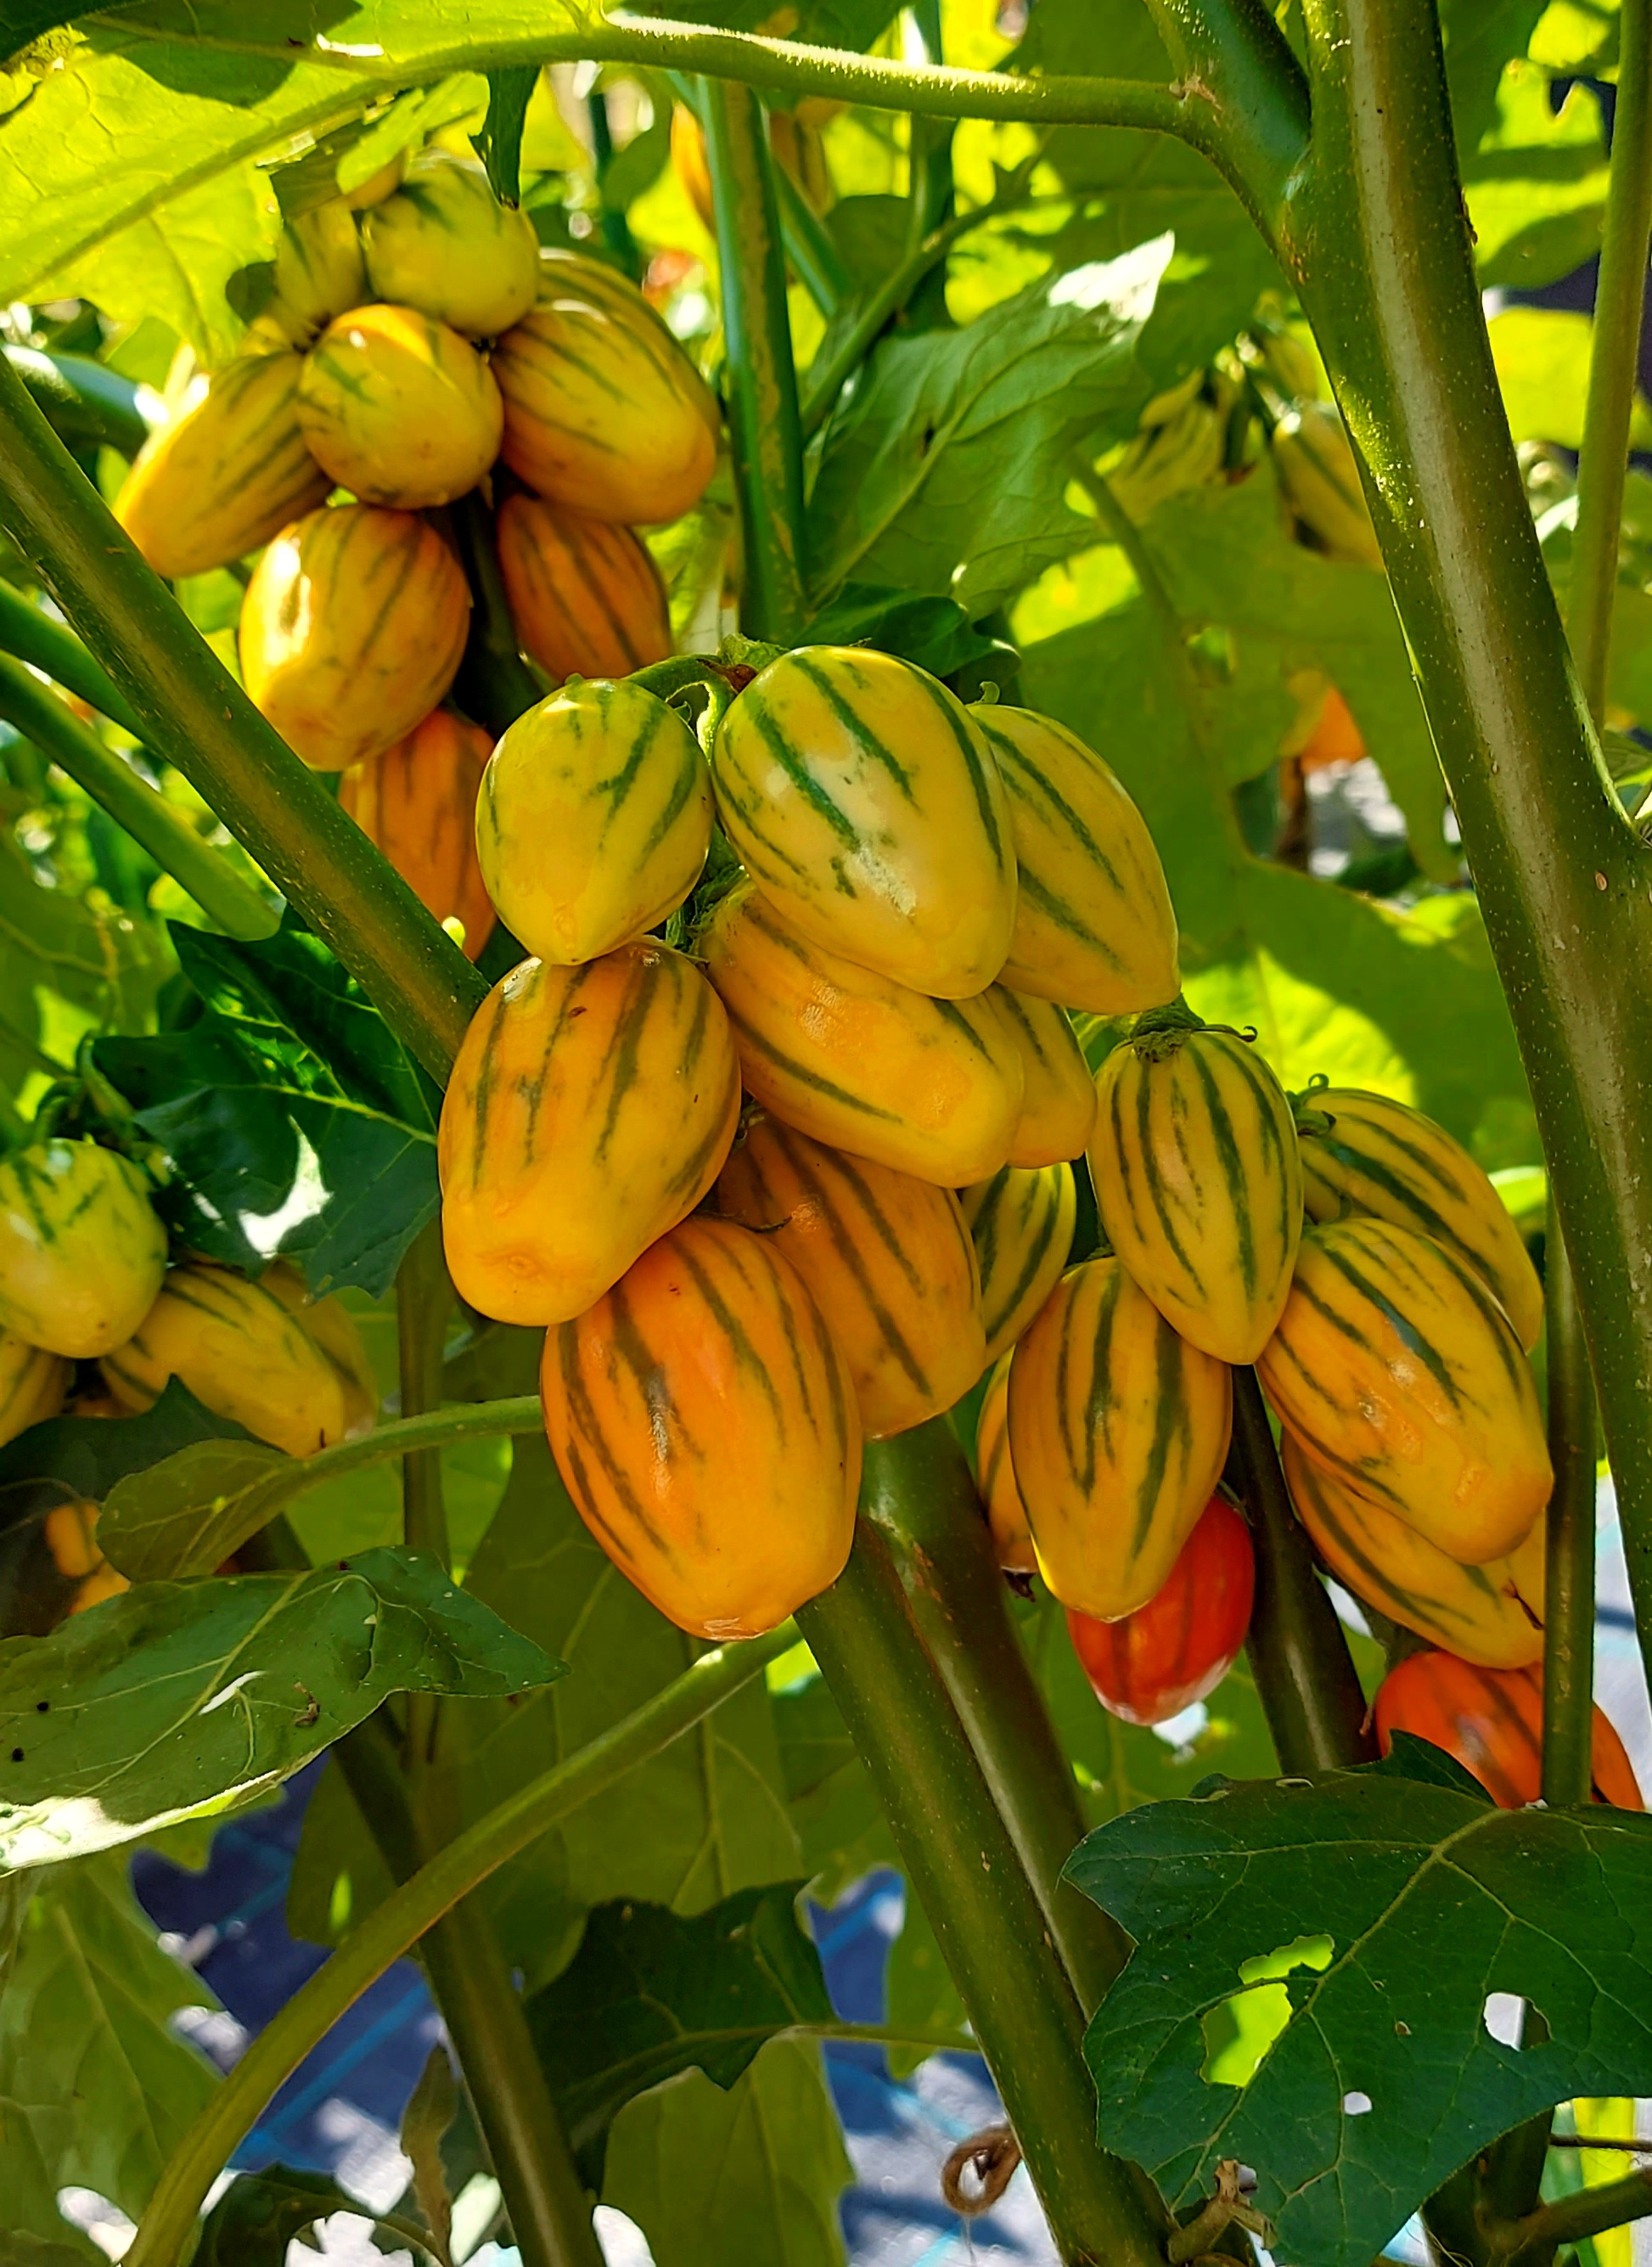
[115,144,712,951]
[437,642,1183,1645]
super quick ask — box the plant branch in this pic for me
[3,346,151,458]
[0,578,145,737]
[1483,2166,1652,2256]
[773,163,849,313]
[1138,0,1312,233]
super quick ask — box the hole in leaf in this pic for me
[1200,1933,1335,2087]
[1483,1993,1530,2048]
[1343,2090,1373,2116]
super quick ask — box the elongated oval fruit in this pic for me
[1066,1494,1255,1726]
[542,1216,861,1639]
[1281,1429,1542,1670]
[714,1114,984,1439]
[975,1351,1035,1575]
[239,504,470,770]
[1008,1256,1233,1621]
[493,249,720,522]
[993,990,1097,1167]
[261,1259,379,1441]
[99,1263,351,1457]
[700,884,1025,1187]
[0,1139,166,1359]
[1256,1218,1551,1564]
[1374,1651,1641,1809]
[959,1163,1076,1366]
[115,353,330,580]
[1091,1023,1301,1364]
[475,678,711,965]
[439,942,739,1325]
[340,710,494,960]
[271,200,367,346]
[711,647,1017,998]
[973,704,1179,1014]
[1296,1086,1542,1351]
[0,1330,70,1449]
[361,149,540,338]
[298,305,503,509]
[497,492,672,683]
[1271,401,1382,567]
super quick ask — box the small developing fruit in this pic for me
[0,1139,166,1359]
[0,1330,70,1450]
[1271,401,1382,567]
[361,149,540,337]
[496,492,673,682]
[1067,1493,1255,1725]
[298,305,503,509]
[270,200,367,346]
[958,1163,1076,1368]
[340,710,494,959]
[975,1352,1035,1576]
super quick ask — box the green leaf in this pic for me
[194,2164,421,2267]
[0,1545,560,1869]
[400,2048,458,2267]
[474,68,537,205]
[95,914,441,1297]
[0,828,165,1099]
[602,2036,852,2267]
[1490,305,1652,448]
[1439,0,1548,156]
[0,1852,216,2241]
[802,583,1014,680]
[1066,1768,1652,2267]
[97,1438,295,1585]
[807,239,1170,615]
[525,1882,834,2186]
[0,1379,251,1507]
[1463,63,1610,290]
[772,1665,896,1904]
[338,74,488,195]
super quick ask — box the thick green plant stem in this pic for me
[0,579,144,736]
[1485,2166,1652,2256]
[1287,0,1652,1696]
[0,654,274,939]
[3,346,151,457]
[0,355,487,1084]
[1226,1368,1372,1770]
[121,1624,797,2267]
[798,1522,1169,2267]
[1139,0,1310,235]
[860,1421,1129,2016]
[702,77,809,641]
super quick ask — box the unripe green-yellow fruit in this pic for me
[0,1330,70,1449]
[361,149,540,338]
[271,200,367,347]
[0,1139,166,1359]
[338,155,407,211]
[1271,402,1382,567]
[297,305,503,510]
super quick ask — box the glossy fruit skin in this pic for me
[493,249,720,522]
[0,1139,166,1359]
[475,678,711,966]
[542,1216,861,1639]
[340,710,494,961]
[0,1330,70,1449]
[271,200,367,346]
[99,1263,353,1457]
[1092,1026,1302,1364]
[115,353,330,580]
[975,1352,1035,1574]
[1271,402,1382,566]
[711,647,1018,998]
[439,942,739,1326]
[959,1163,1075,1367]
[1067,1493,1255,1725]
[239,504,470,771]
[714,1113,984,1439]
[260,1260,379,1440]
[361,149,540,338]
[700,884,1025,1187]
[1282,1429,1543,1670]
[1297,1086,1542,1351]
[1257,1218,1551,1565]
[1008,1256,1233,1621]
[297,305,503,509]
[497,492,673,683]
[973,704,1179,1015]
[994,990,1097,1167]
[1374,1651,1643,1809]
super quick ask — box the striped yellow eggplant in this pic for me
[100,1263,353,1456]
[239,504,470,771]
[493,249,720,523]
[711,647,1017,998]
[700,883,1025,1187]
[1296,1085,1542,1350]
[542,1216,860,1638]
[340,709,494,959]
[497,492,673,683]
[261,1261,379,1441]
[115,352,330,580]
[993,988,1097,1167]
[270,200,366,346]
[362,149,541,339]
[0,1139,166,1359]
[971,703,1179,1015]
[1008,1255,1233,1620]
[0,1330,70,1449]
[714,1113,984,1439]
[439,941,739,1325]
[297,305,503,510]
[1091,1021,1301,1364]
[1256,1218,1551,1563]
[975,1351,1036,1575]
[1281,1429,1542,1669]
[958,1162,1076,1366]
[474,678,712,965]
